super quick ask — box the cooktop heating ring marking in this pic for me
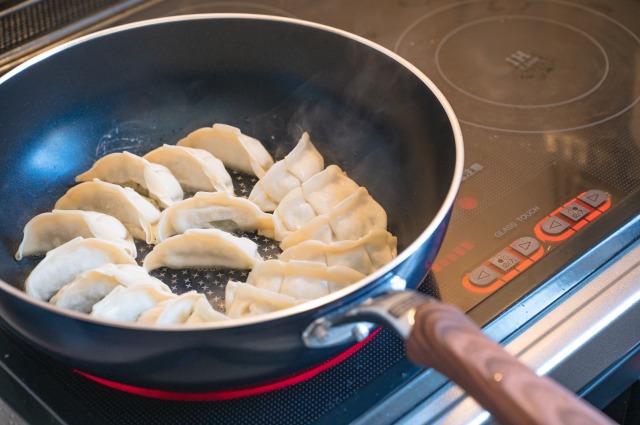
[73,328,381,401]
[434,15,609,109]
[395,0,640,134]
[458,93,640,134]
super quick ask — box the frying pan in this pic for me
[0,15,610,424]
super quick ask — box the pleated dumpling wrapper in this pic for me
[90,284,176,323]
[279,228,397,275]
[155,191,274,243]
[186,296,231,324]
[249,132,324,212]
[272,164,359,241]
[50,264,170,313]
[225,280,300,319]
[144,144,234,194]
[176,123,273,178]
[143,228,263,272]
[137,291,228,325]
[54,179,161,244]
[279,187,387,251]
[245,259,365,301]
[15,209,136,260]
[24,237,137,301]
[75,151,183,209]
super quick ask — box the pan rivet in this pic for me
[312,324,329,342]
[351,323,370,342]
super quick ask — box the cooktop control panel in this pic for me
[534,190,611,243]
[463,190,611,294]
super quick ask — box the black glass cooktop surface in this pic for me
[1,0,639,424]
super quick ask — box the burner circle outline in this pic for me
[434,15,609,109]
[395,0,640,133]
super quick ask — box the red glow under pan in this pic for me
[75,329,380,401]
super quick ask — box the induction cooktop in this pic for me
[1,0,639,424]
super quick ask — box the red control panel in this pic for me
[463,190,611,294]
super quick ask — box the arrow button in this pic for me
[541,216,570,235]
[468,265,499,286]
[510,236,540,257]
[578,190,607,208]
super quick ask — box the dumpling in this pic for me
[15,209,136,260]
[144,144,234,194]
[186,296,230,324]
[246,259,365,300]
[155,191,274,243]
[279,187,387,250]
[143,228,263,272]
[176,123,273,178]
[225,280,300,319]
[248,133,324,212]
[54,179,161,244]
[90,283,176,322]
[24,237,137,301]
[49,264,170,313]
[76,151,183,209]
[138,291,228,325]
[279,229,397,275]
[272,165,359,240]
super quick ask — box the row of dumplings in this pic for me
[17,123,397,324]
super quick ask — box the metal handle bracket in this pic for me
[302,291,434,348]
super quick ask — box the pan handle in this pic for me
[303,291,613,425]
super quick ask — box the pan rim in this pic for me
[0,13,464,331]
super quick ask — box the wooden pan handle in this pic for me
[406,301,613,425]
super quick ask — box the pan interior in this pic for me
[0,17,457,299]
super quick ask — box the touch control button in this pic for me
[468,265,499,286]
[541,216,570,235]
[510,237,540,257]
[489,250,520,272]
[579,190,607,208]
[560,202,590,222]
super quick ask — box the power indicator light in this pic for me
[459,197,479,210]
